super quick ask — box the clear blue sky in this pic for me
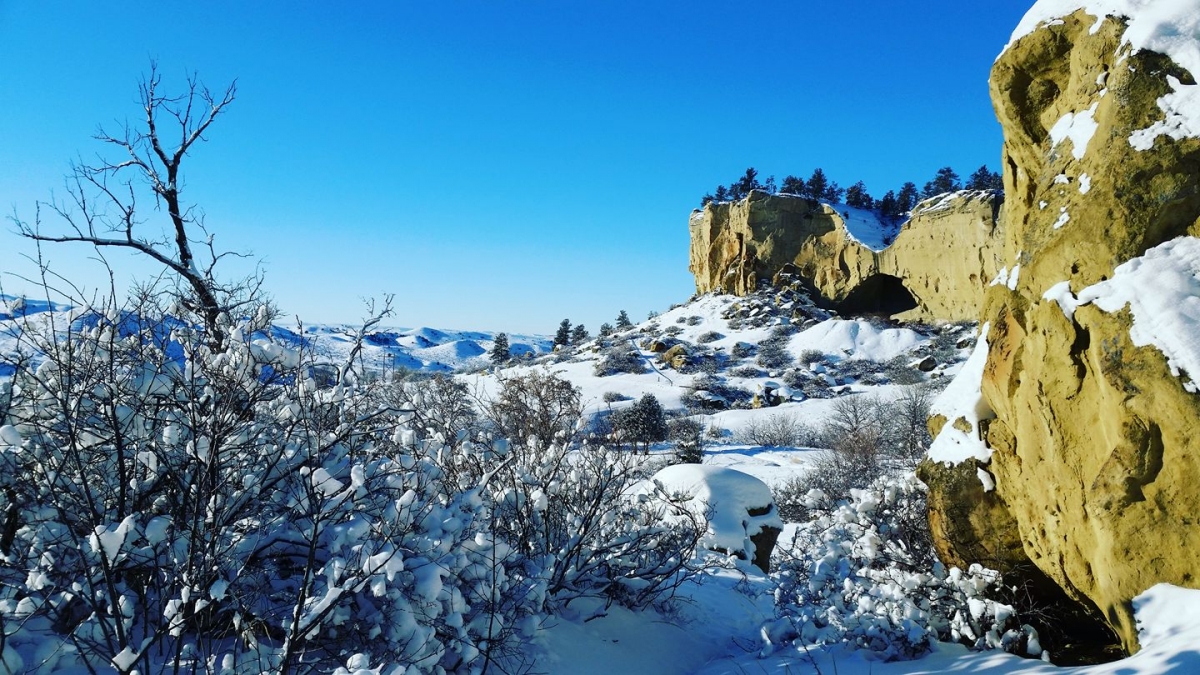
[0,1,1032,334]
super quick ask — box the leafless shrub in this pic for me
[485,370,583,447]
[734,413,821,448]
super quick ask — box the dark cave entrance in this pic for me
[836,274,918,316]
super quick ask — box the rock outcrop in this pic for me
[921,5,1200,655]
[688,189,1004,322]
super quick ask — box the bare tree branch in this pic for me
[16,62,246,350]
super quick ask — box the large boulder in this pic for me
[651,464,783,573]
[688,189,1004,321]
[922,2,1200,655]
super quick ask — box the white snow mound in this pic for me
[791,319,924,363]
[652,464,782,564]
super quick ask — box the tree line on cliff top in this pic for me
[700,165,1003,223]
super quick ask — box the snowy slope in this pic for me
[464,290,973,494]
[0,294,551,376]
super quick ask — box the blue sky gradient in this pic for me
[0,1,1032,334]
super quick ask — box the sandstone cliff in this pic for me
[688,189,1004,322]
[921,4,1200,654]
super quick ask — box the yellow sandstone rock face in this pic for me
[923,9,1200,654]
[687,189,1003,321]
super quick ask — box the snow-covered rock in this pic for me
[651,464,783,573]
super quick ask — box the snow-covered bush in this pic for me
[734,413,820,449]
[485,370,583,447]
[593,342,646,377]
[426,434,702,618]
[730,342,755,359]
[372,372,480,450]
[769,474,1034,661]
[666,417,705,464]
[685,374,752,409]
[0,296,529,673]
[775,389,933,523]
[0,304,707,674]
[884,355,926,385]
[756,333,795,371]
[730,365,764,378]
[697,331,723,344]
[832,358,887,382]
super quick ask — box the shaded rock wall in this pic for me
[688,190,1004,322]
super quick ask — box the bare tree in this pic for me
[13,63,252,350]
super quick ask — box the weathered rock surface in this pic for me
[688,190,1004,321]
[922,6,1200,655]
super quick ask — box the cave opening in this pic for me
[836,274,919,316]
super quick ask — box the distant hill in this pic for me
[0,294,551,375]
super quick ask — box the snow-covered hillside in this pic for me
[449,285,1200,674]
[0,294,551,375]
[466,288,971,475]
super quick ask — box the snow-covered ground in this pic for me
[5,284,1200,674]
[464,290,965,441]
[534,575,1200,675]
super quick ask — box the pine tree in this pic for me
[878,190,900,222]
[613,393,668,454]
[490,332,511,364]
[570,324,589,345]
[845,181,873,208]
[822,181,845,204]
[554,319,571,347]
[806,168,829,202]
[896,182,919,214]
[763,175,777,194]
[921,166,961,198]
[966,164,1003,190]
[599,323,614,337]
[714,185,729,202]
[733,167,761,198]
[780,175,807,197]
[615,310,632,329]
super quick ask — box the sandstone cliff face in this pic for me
[688,190,1004,322]
[688,191,841,298]
[922,6,1200,653]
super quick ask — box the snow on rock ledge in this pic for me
[651,464,783,573]
[926,322,995,472]
[1076,236,1200,392]
[1005,1,1200,151]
